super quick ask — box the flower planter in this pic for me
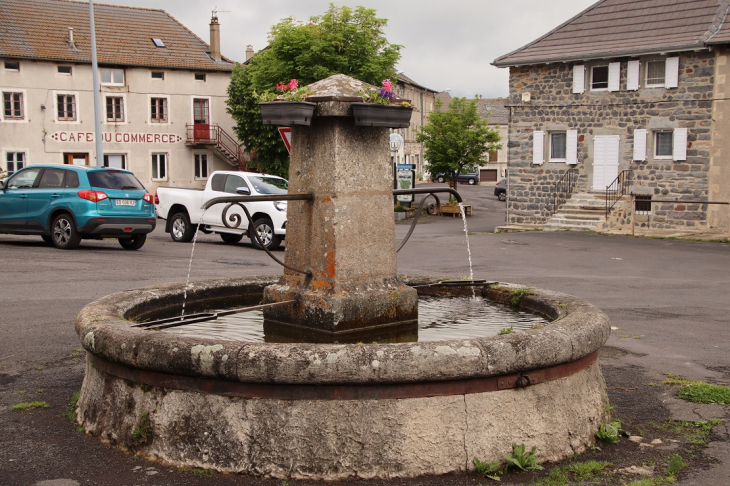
[351,103,412,128]
[260,101,316,126]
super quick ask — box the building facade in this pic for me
[1,0,242,193]
[394,73,438,180]
[493,0,730,233]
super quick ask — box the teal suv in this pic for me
[0,165,156,250]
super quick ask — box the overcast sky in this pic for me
[95,0,597,98]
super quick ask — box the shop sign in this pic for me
[49,132,184,144]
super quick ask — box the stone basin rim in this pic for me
[75,275,611,386]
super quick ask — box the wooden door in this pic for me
[592,136,619,190]
[64,153,89,166]
[193,98,211,141]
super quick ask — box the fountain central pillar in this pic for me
[263,75,418,337]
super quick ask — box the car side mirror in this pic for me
[236,187,251,195]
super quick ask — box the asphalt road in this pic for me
[0,182,728,485]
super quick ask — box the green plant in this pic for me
[498,326,514,335]
[258,79,314,102]
[139,383,153,393]
[596,419,628,443]
[62,391,80,422]
[193,468,215,477]
[510,288,533,307]
[565,461,611,480]
[663,373,695,385]
[473,457,502,480]
[12,401,49,411]
[677,382,730,404]
[394,204,406,212]
[666,454,687,476]
[131,412,152,447]
[503,443,542,472]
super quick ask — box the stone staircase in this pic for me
[544,191,606,231]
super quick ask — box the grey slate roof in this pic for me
[475,98,509,125]
[494,0,730,67]
[0,0,234,71]
[397,72,439,93]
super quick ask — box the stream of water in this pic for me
[181,211,207,320]
[458,203,476,298]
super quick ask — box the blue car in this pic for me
[0,165,156,250]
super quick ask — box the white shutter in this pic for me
[608,62,621,92]
[665,57,679,88]
[533,131,544,165]
[566,129,578,165]
[573,65,585,94]
[673,127,687,161]
[633,129,647,161]
[627,60,640,90]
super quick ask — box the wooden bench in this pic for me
[439,204,472,217]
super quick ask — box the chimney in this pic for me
[67,27,76,47]
[246,45,254,61]
[209,15,221,62]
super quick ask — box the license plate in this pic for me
[115,199,136,206]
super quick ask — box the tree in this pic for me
[227,5,402,177]
[416,97,501,197]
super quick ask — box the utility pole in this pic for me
[89,0,104,167]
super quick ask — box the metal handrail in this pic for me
[186,123,246,171]
[605,169,633,216]
[551,167,579,215]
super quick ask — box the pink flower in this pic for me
[276,83,288,91]
[288,79,299,90]
[382,79,393,92]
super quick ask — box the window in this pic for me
[150,97,167,123]
[193,98,210,124]
[654,131,673,159]
[7,167,41,189]
[591,66,609,90]
[194,154,209,179]
[4,61,19,71]
[57,94,76,121]
[100,68,124,85]
[64,170,80,188]
[646,60,666,87]
[151,38,165,48]
[224,175,245,194]
[38,169,66,189]
[488,150,498,163]
[103,154,127,169]
[151,71,164,80]
[151,153,167,180]
[5,151,25,175]
[3,92,24,119]
[549,132,567,161]
[57,66,72,75]
[634,195,652,215]
[194,73,206,82]
[106,96,124,122]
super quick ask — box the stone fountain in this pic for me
[75,74,610,480]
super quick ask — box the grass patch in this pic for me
[12,401,49,411]
[530,461,611,486]
[654,419,721,446]
[131,412,152,447]
[193,468,215,477]
[677,382,730,404]
[498,326,515,335]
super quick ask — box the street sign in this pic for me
[278,127,292,153]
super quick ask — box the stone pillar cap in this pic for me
[305,73,374,102]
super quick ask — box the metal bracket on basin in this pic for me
[202,194,314,278]
[391,188,464,253]
[132,300,297,330]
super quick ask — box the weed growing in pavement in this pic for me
[131,412,152,447]
[498,326,514,335]
[596,419,628,444]
[12,401,49,411]
[192,468,216,477]
[663,373,694,386]
[473,457,502,480]
[504,443,543,472]
[653,419,721,447]
[677,382,730,404]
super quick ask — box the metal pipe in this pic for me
[88,0,104,167]
[202,193,314,210]
[392,187,463,204]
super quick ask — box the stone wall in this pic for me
[507,51,716,230]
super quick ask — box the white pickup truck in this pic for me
[155,171,288,250]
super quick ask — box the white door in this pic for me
[592,135,620,190]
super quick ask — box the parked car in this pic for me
[155,171,288,250]
[0,165,156,249]
[494,178,507,201]
[434,172,479,185]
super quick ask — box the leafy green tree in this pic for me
[416,97,501,197]
[227,4,402,177]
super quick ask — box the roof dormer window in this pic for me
[152,38,165,48]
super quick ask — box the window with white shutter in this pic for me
[533,131,544,165]
[665,57,679,89]
[608,62,621,92]
[627,60,640,91]
[573,65,585,94]
[633,129,647,161]
[566,130,578,165]
[673,127,687,161]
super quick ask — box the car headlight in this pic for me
[274,201,287,212]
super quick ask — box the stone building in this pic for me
[393,73,439,179]
[0,0,243,192]
[493,0,730,233]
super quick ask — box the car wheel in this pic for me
[119,234,147,250]
[170,212,195,242]
[436,176,445,183]
[41,235,53,245]
[468,178,476,185]
[52,214,81,249]
[498,192,507,201]
[220,233,243,244]
[250,218,281,251]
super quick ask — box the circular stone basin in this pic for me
[75,276,611,480]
